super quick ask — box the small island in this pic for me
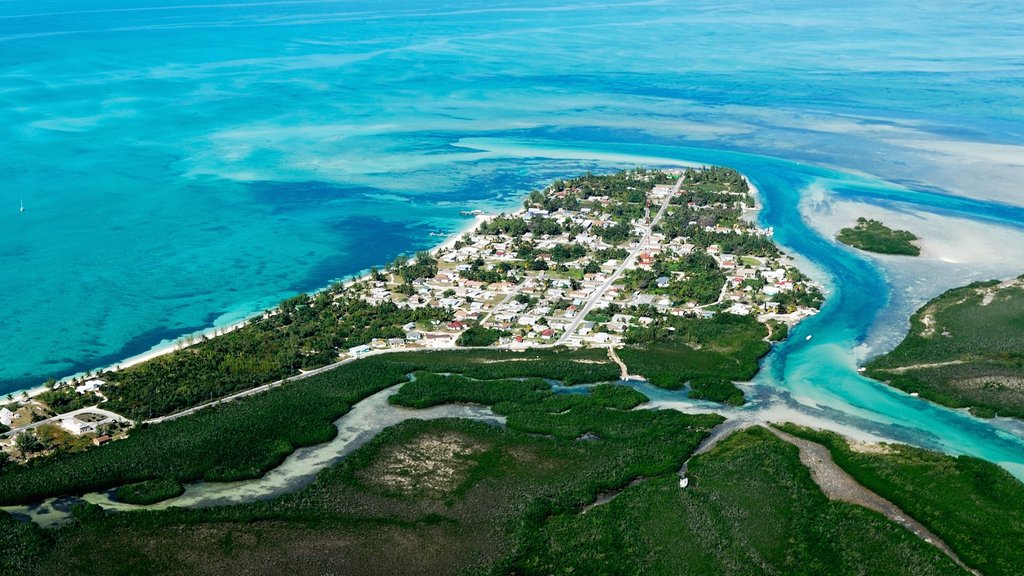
[837,217,920,256]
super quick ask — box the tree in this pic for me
[15,432,41,455]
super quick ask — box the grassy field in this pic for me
[837,217,920,256]
[866,277,1024,418]
[776,424,1024,576]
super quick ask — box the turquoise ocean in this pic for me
[3,1,1024,473]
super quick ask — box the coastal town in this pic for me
[0,167,823,463]
[350,166,821,351]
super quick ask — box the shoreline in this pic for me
[7,213,496,403]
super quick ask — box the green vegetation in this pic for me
[0,359,408,506]
[622,250,726,305]
[389,373,550,409]
[507,427,962,575]
[0,512,50,575]
[389,347,620,385]
[12,374,721,576]
[682,165,750,193]
[115,478,185,505]
[35,388,102,414]
[0,348,617,506]
[102,295,453,420]
[767,318,789,341]
[866,278,1024,418]
[454,324,506,347]
[837,217,920,256]
[620,312,770,390]
[688,376,746,405]
[539,168,675,212]
[776,424,1024,576]
[0,371,989,575]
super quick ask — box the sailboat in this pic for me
[20,198,25,213]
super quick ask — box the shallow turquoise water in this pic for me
[2,1,1024,472]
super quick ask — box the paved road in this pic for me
[555,175,682,346]
[477,277,528,326]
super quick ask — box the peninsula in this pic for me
[1,168,1022,576]
[866,275,1024,418]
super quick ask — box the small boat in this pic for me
[459,209,485,216]
[805,334,812,341]
[20,198,25,213]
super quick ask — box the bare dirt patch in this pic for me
[361,432,486,496]
[848,441,895,455]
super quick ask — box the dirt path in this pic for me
[769,428,981,576]
[606,346,631,380]
[873,359,965,374]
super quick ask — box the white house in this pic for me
[0,407,14,427]
[75,379,105,395]
[59,416,96,436]
[348,344,372,356]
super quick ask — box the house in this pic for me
[348,344,372,356]
[541,328,555,339]
[447,321,467,331]
[727,303,752,316]
[387,338,406,348]
[0,407,14,427]
[75,378,105,395]
[59,417,96,436]
[93,435,112,447]
[405,331,423,341]
[655,276,670,289]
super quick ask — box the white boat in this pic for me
[20,198,25,213]
[805,335,812,341]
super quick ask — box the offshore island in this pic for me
[2,167,1023,575]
